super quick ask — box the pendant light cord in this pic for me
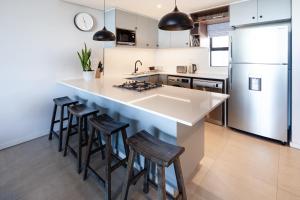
[103,0,106,26]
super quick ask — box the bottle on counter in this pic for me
[95,61,104,79]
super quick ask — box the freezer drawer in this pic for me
[228,63,288,142]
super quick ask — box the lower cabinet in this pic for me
[130,76,149,82]
[128,74,163,84]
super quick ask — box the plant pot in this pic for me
[83,71,94,81]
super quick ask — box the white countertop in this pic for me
[125,71,229,80]
[59,78,229,126]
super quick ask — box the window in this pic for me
[207,22,231,67]
[210,36,229,67]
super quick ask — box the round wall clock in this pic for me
[74,13,94,31]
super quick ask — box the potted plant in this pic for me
[77,43,94,81]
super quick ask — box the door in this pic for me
[116,10,137,30]
[136,16,149,48]
[147,19,159,48]
[231,24,289,64]
[158,30,171,48]
[230,0,257,27]
[258,0,291,23]
[170,31,190,48]
[228,64,288,142]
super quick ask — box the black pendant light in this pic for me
[93,0,115,41]
[158,0,194,31]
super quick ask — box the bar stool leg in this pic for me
[157,164,167,200]
[121,148,136,200]
[48,104,57,140]
[143,158,150,193]
[83,127,96,180]
[77,117,83,174]
[84,117,89,143]
[105,135,112,200]
[63,113,73,157]
[97,132,105,160]
[58,106,64,152]
[174,158,187,200]
[121,129,129,159]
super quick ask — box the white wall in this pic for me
[292,0,300,149]
[155,48,228,75]
[104,48,156,77]
[0,0,104,150]
[104,47,228,76]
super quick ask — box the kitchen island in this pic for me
[59,77,229,194]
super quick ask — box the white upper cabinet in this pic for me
[230,0,291,27]
[105,9,158,49]
[257,0,291,23]
[158,30,190,48]
[116,10,137,30]
[230,0,257,27]
[170,31,190,48]
[136,16,158,48]
[147,19,159,48]
[158,30,171,48]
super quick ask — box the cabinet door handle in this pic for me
[252,16,255,19]
[259,15,263,18]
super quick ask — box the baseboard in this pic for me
[290,142,300,150]
[0,129,49,150]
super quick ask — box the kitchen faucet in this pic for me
[134,60,142,73]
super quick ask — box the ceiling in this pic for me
[63,0,234,19]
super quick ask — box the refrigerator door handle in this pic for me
[229,64,233,91]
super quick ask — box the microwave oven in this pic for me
[116,28,136,46]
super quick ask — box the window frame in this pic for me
[209,37,229,67]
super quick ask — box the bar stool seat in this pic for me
[68,104,99,117]
[49,96,78,152]
[89,114,129,135]
[121,130,187,200]
[63,104,99,174]
[127,130,184,166]
[54,96,78,107]
[83,115,130,200]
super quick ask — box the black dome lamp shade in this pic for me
[93,0,115,41]
[158,0,194,31]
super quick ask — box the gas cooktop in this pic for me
[114,81,163,92]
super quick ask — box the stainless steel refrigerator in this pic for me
[228,23,291,143]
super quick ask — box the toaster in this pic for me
[176,66,188,73]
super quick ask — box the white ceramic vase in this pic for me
[83,71,94,81]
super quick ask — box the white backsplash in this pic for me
[104,47,228,77]
[104,48,156,77]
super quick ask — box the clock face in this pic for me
[74,13,94,31]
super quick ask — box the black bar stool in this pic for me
[83,114,130,200]
[121,130,187,200]
[48,96,78,152]
[63,104,99,174]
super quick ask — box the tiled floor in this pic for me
[1,123,300,200]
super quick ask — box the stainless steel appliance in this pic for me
[188,64,197,74]
[167,76,191,88]
[176,66,188,73]
[193,79,225,125]
[114,81,162,92]
[228,23,290,143]
[116,28,136,46]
